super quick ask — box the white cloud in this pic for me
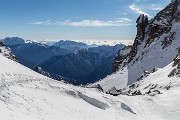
[129,3,164,17]
[149,4,164,11]
[30,20,51,25]
[31,18,133,27]
[116,18,132,22]
[129,4,151,17]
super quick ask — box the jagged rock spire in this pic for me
[127,14,148,62]
[136,14,148,40]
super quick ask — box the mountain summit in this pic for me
[95,0,180,91]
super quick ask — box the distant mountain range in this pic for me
[1,37,125,85]
[4,39,71,69]
[36,45,125,85]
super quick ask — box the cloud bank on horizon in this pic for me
[0,0,171,40]
[30,18,133,27]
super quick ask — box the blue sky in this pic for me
[0,0,171,41]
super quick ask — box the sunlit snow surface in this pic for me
[0,47,180,120]
[0,55,135,120]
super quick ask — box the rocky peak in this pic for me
[128,14,148,63]
[145,0,180,47]
[98,0,180,92]
[112,14,149,73]
[136,14,148,40]
[113,0,180,73]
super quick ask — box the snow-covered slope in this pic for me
[1,48,180,120]
[0,53,131,120]
[90,47,180,119]
[2,49,157,120]
[121,58,180,96]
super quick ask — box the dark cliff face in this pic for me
[128,14,148,63]
[112,0,180,73]
[112,14,148,73]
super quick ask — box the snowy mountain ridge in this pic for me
[95,0,180,91]
[1,37,47,47]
